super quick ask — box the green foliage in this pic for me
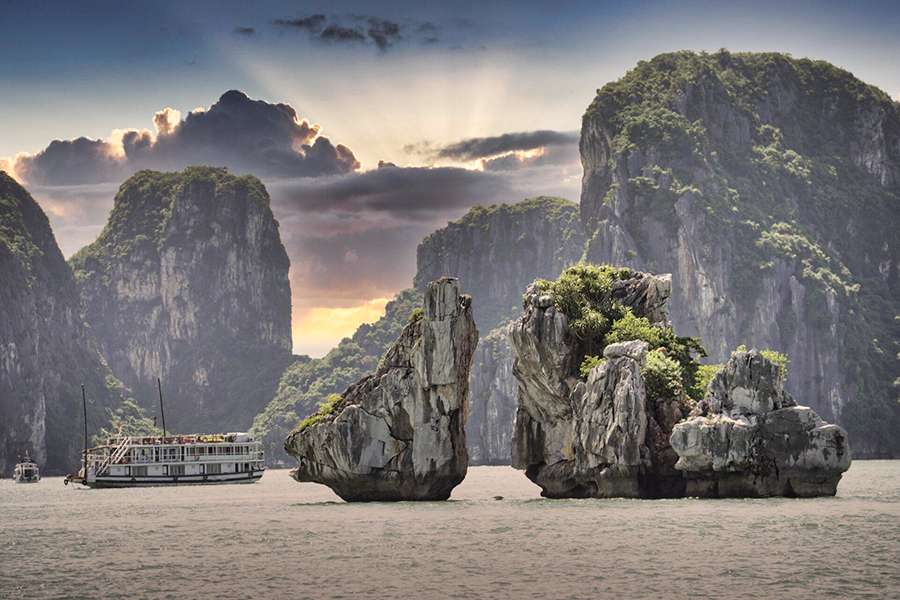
[760,349,790,381]
[537,264,707,394]
[606,309,707,397]
[642,349,684,402]
[294,393,343,433]
[732,345,790,381]
[91,399,162,446]
[536,263,633,350]
[606,310,667,347]
[579,355,606,378]
[408,307,424,324]
[691,363,723,400]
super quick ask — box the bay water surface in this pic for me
[2,462,898,599]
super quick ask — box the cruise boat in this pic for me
[65,380,264,488]
[66,432,265,488]
[13,452,40,483]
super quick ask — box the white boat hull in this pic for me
[84,470,263,488]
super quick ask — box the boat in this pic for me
[13,452,40,483]
[65,379,265,488]
[66,432,265,488]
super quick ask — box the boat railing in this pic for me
[95,437,130,475]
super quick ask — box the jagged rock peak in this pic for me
[671,348,851,497]
[284,278,478,501]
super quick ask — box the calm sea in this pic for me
[2,462,898,599]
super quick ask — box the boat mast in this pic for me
[157,377,167,438]
[81,384,88,476]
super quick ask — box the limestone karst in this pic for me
[579,51,899,456]
[509,263,850,498]
[670,349,851,497]
[69,167,293,433]
[0,171,123,474]
[284,278,478,501]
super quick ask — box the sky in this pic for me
[2,0,899,356]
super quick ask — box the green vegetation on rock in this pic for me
[537,264,707,400]
[642,349,684,402]
[293,393,343,434]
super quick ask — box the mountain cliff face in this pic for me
[416,197,586,330]
[70,167,292,433]
[580,51,899,456]
[0,172,121,474]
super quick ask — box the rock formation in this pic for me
[579,51,899,456]
[261,197,584,468]
[0,172,121,474]
[284,278,478,501]
[671,349,852,497]
[70,167,293,433]
[511,266,693,498]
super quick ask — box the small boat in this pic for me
[65,379,265,488]
[13,453,40,483]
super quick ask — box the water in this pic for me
[1,462,898,599]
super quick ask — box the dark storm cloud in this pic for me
[363,18,402,50]
[233,26,255,36]
[272,14,435,50]
[320,24,367,44]
[268,165,511,231]
[434,130,579,161]
[15,90,359,186]
[273,14,326,32]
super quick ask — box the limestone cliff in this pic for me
[70,167,292,433]
[416,197,586,330]
[0,172,121,474]
[580,51,899,456]
[284,278,478,501]
[671,349,851,497]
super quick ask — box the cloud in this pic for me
[274,14,326,32]
[434,130,579,161]
[481,143,580,171]
[13,90,359,186]
[233,26,256,36]
[272,14,434,50]
[320,24,367,44]
[267,165,510,233]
